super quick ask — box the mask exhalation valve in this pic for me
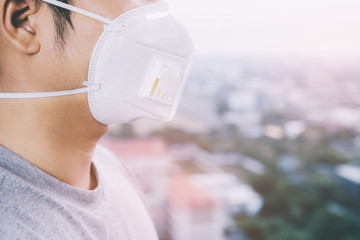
[141,56,184,105]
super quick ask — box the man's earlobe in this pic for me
[0,0,40,54]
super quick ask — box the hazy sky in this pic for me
[167,0,360,58]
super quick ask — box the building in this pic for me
[190,173,263,217]
[167,175,225,240]
[101,138,263,240]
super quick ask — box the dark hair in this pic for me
[35,0,73,45]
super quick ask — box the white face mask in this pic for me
[0,0,194,125]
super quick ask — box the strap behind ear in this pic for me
[41,0,113,25]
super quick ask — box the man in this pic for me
[0,0,193,239]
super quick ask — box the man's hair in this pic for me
[34,0,74,45]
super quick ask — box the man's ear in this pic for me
[0,0,40,54]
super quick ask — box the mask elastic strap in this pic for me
[0,1,109,99]
[0,82,101,99]
[41,0,113,25]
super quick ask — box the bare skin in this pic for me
[0,0,157,190]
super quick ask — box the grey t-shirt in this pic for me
[0,144,159,240]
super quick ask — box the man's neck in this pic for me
[0,95,108,190]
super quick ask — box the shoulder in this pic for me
[92,144,138,187]
[93,144,130,173]
[93,144,133,175]
[92,144,151,209]
[0,166,31,202]
[93,144,127,175]
[0,168,58,238]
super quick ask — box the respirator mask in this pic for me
[0,0,194,125]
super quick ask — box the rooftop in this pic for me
[167,175,217,209]
[100,138,169,158]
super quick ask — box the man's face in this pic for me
[37,0,156,98]
[0,0,158,126]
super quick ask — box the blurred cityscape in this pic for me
[103,57,360,240]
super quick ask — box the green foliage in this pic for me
[239,216,309,240]
[237,123,360,240]
[295,142,349,165]
[145,123,360,240]
[240,163,360,240]
[307,208,360,240]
